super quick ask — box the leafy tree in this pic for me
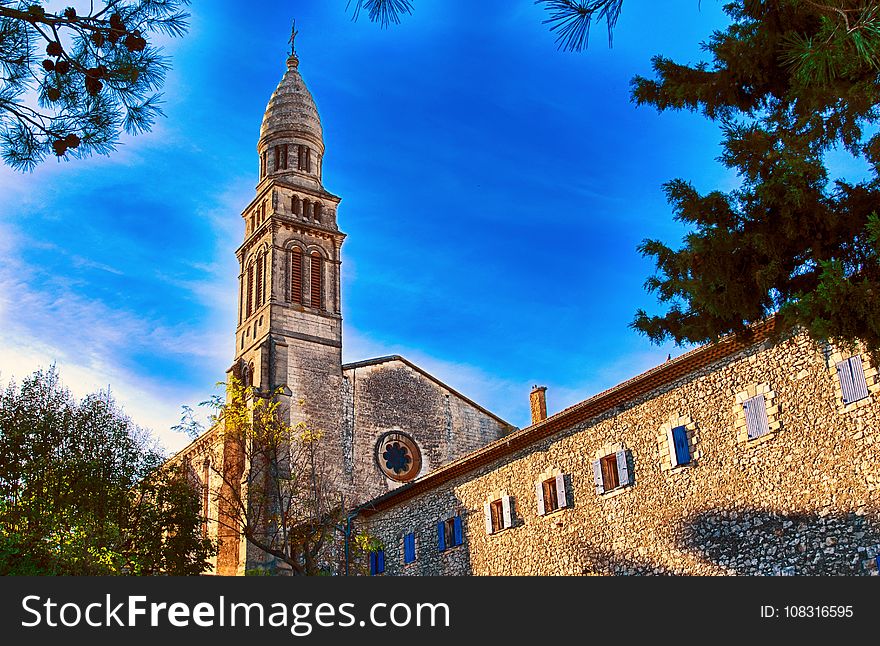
[630,1,880,352]
[0,0,190,171]
[177,376,365,575]
[0,366,214,574]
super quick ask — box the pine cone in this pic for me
[46,87,61,102]
[42,59,55,72]
[46,41,63,57]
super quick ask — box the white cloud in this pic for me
[0,218,225,453]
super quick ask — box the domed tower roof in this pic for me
[259,36,323,152]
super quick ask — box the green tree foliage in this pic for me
[630,1,880,352]
[0,0,190,171]
[0,367,214,574]
[178,377,348,575]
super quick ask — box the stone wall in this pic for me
[343,357,511,504]
[359,332,880,576]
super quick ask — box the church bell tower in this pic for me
[232,26,345,473]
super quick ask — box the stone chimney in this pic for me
[530,386,547,425]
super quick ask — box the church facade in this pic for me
[168,38,511,575]
[170,37,880,576]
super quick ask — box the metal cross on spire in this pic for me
[289,20,298,55]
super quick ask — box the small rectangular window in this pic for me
[542,479,558,513]
[370,550,385,576]
[403,532,416,564]
[490,499,503,533]
[444,517,455,547]
[743,394,770,439]
[600,454,619,490]
[670,425,691,466]
[837,356,870,405]
[369,549,385,575]
[439,515,462,550]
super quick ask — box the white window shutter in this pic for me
[555,473,567,509]
[535,481,545,516]
[849,356,869,402]
[666,426,678,467]
[502,495,513,529]
[744,395,770,439]
[616,450,630,486]
[483,502,493,535]
[592,460,604,494]
[837,359,856,404]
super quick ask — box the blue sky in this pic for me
[0,0,742,451]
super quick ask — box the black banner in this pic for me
[0,576,874,643]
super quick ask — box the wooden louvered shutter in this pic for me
[255,254,264,306]
[535,481,545,516]
[592,460,604,494]
[744,395,770,439]
[245,264,253,318]
[670,425,690,466]
[453,515,463,545]
[838,356,869,404]
[291,249,303,304]
[310,252,323,310]
[616,450,630,486]
[501,496,512,529]
[377,549,385,573]
[555,473,567,509]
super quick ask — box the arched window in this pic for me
[304,200,313,220]
[310,252,323,310]
[255,253,264,306]
[246,263,254,318]
[291,195,301,217]
[298,145,311,172]
[314,202,323,223]
[291,247,303,304]
[260,150,267,178]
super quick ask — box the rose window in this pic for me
[376,432,422,482]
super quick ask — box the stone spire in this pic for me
[258,22,323,158]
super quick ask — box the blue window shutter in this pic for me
[404,533,414,563]
[437,521,446,552]
[555,473,567,509]
[369,551,377,575]
[592,459,604,494]
[377,549,385,573]
[535,481,545,516]
[501,495,513,529]
[672,425,691,465]
[453,515,463,546]
[849,356,869,402]
[616,450,630,486]
[744,395,770,439]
